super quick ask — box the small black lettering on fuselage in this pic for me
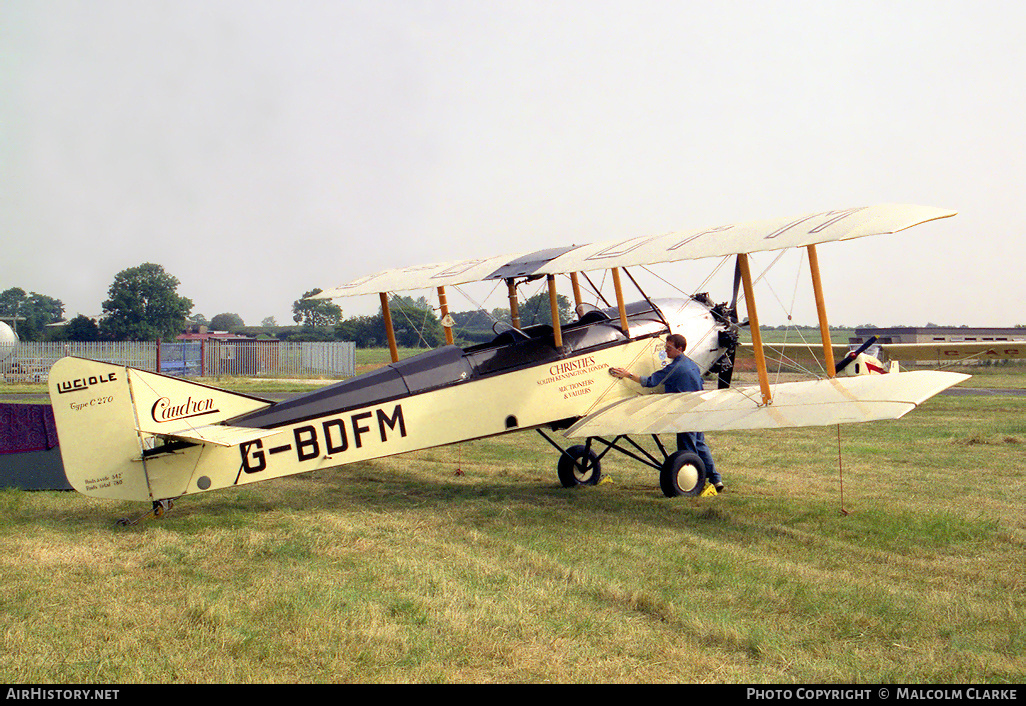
[56,372,117,395]
[240,404,407,474]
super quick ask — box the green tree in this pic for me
[100,263,193,341]
[334,315,384,348]
[450,307,513,344]
[210,312,245,331]
[64,315,101,341]
[518,292,573,327]
[333,296,446,349]
[0,287,65,341]
[388,296,445,348]
[293,289,343,327]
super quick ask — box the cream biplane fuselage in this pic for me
[48,204,979,514]
[49,296,722,506]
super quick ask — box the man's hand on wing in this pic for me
[609,367,638,382]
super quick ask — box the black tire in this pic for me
[660,451,706,498]
[557,445,602,488]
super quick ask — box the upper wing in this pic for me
[310,252,528,299]
[535,204,954,276]
[314,204,956,298]
[564,370,969,437]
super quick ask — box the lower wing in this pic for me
[565,370,969,437]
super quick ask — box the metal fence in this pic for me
[3,342,153,382]
[3,340,355,381]
[200,340,355,378]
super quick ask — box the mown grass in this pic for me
[1,394,1024,683]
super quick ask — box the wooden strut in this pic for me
[806,244,836,376]
[380,292,399,364]
[611,267,630,338]
[437,285,454,346]
[547,274,563,348]
[506,278,521,329]
[737,254,772,405]
[570,272,583,311]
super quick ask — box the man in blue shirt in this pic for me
[609,333,724,493]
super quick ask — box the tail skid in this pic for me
[48,357,272,502]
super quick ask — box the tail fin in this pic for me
[49,357,271,501]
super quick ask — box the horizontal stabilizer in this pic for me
[566,371,969,437]
[145,423,280,448]
[128,367,273,435]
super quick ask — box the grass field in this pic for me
[1,390,1024,683]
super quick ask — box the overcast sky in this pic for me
[3,0,1024,329]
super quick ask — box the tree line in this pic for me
[2,262,575,347]
[2,263,191,342]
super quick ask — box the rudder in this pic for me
[49,357,151,501]
[48,357,273,502]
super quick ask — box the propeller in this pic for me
[711,256,743,389]
[729,255,742,315]
[714,331,739,389]
[834,336,879,375]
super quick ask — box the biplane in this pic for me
[49,204,979,517]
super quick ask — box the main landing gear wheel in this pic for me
[557,445,602,488]
[660,451,706,498]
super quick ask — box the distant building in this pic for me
[177,323,252,342]
[173,324,273,375]
[850,327,1026,345]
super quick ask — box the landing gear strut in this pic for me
[116,498,175,526]
[537,430,709,498]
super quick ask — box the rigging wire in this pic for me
[579,271,611,307]
[739,250,852,513]
[639,255,731,300]
[519,278,550,326]
[451,280,505,338]
[837,424,849,516]
[773,248,827,381]
[635,254,825,390]
[745,251,827,380]
[387,292,434,350]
